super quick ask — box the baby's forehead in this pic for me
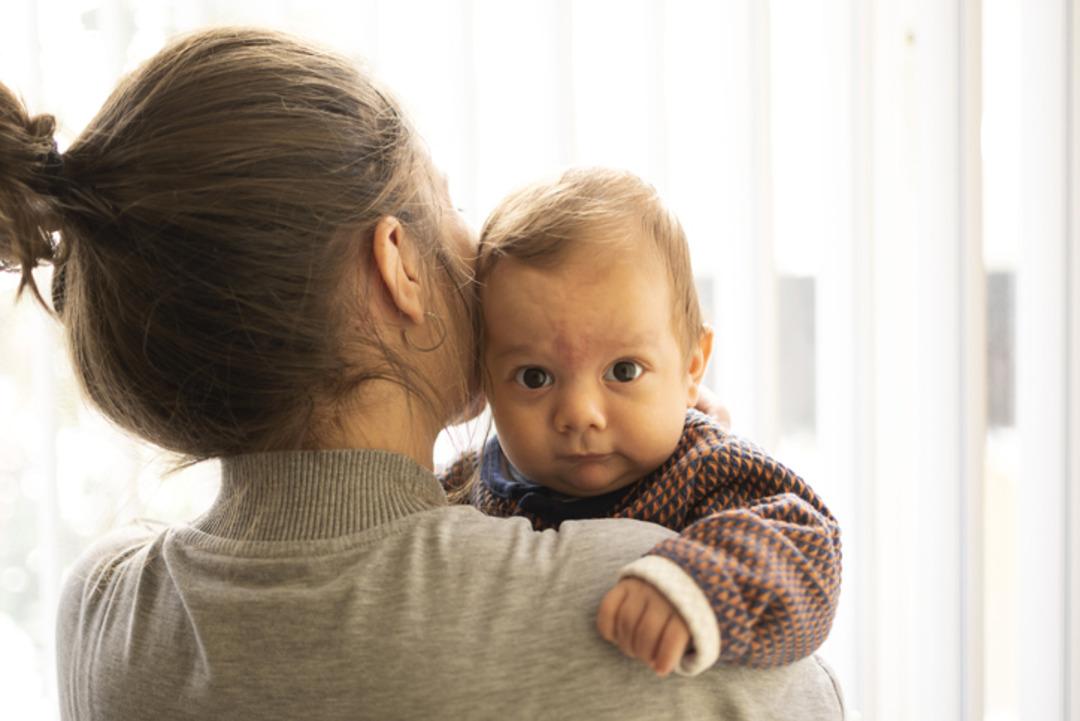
[483,253,681,351]
[549,322,658,358]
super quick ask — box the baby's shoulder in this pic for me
[676,410,773,467]
[679,409,735,452]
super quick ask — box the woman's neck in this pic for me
[317,380,441,471]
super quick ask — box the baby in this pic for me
[441,167,842,676]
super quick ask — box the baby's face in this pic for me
[482,239,705,497]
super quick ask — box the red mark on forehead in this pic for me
[552,322,590,366]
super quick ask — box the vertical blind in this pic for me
[0,1,1076,720]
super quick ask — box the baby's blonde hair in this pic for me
[477,167,703,356]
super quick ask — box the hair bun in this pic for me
[0,81,65,310]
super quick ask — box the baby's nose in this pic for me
[552,386,607,433]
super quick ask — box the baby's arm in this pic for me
[614,416,843,671]
[436,450,481,503]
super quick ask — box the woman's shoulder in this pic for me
[55,520,171,716]
[61,521,164,590]
[57,521,166,628]
[54,509,843,721]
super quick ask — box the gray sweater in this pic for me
[56,449,845,720]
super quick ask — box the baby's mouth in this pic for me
[561,453,612,462]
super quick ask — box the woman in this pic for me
[0,28,843,720]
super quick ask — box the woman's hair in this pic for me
[477,167,702,355]
[0,27,475,461]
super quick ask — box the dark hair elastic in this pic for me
[40,139,68,198]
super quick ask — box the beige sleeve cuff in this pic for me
[618,555,721,676]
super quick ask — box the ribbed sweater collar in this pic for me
[194,449,448,541]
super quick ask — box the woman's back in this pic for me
[58,450,843,720]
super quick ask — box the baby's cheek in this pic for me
[491,406,546,471]
[628,403,687,469]
[504,435,557,486]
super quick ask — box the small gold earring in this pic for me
[402,311,448,352]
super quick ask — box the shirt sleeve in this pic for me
[436,450,480,504]
[621,420,842,670]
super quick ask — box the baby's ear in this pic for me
[685,325,714,407]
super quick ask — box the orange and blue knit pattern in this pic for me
[439,410,843,668]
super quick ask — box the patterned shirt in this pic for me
[439,409,843,668]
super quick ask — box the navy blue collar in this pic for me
[479,436,635,525]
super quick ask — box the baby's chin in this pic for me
[537,462,643,498]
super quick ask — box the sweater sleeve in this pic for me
[621,421,842,669]
[436,450,481,504]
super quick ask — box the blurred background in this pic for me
[1,1,1077,720]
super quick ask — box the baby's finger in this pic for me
[653,617,692,677]
[614,592,649,654]
[596,584,628,643]
[629,601,670,662]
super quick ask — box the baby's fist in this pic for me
[596,577,691,677]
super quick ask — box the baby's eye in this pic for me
[604,360,643,383]
[514,366,553,389]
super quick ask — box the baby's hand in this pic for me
[596,577,691,678]
[694,385,731,430]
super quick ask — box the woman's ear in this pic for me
[685,324,715,407]
[370,216,425,324]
